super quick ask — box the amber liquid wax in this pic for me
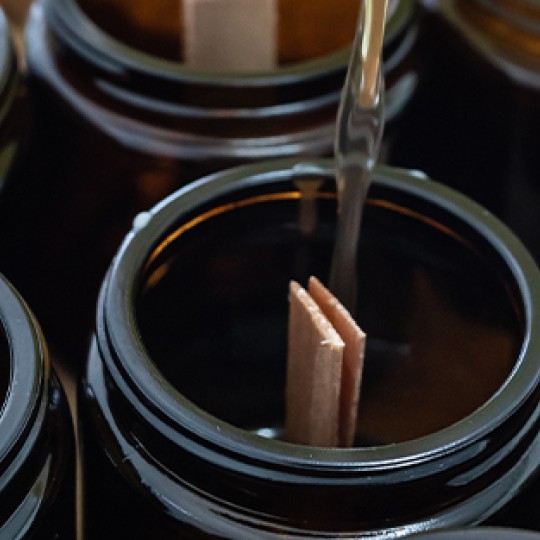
[137,193,521,446]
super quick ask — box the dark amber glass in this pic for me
[389,0,540,266]
[0,7,33,353]
[81,159,540,538]
[0,273,75,538]
[13,0,421,364]
[0,4,29,242]
[0,8,27,193]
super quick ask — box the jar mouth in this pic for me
[45,0,413,86]
[0,275,44,468]
[102,159,540,470]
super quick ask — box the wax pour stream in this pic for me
[329,0,388,314]
[285,0,387,447]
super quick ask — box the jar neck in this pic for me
[39,0,345,105]
[31,0,416,130]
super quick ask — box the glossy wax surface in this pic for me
[137,174,520,444]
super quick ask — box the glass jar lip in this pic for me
[45,0,415,87]
[0,275,44,468]
[101,158,540,471]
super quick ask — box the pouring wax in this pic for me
[285,0,386,447]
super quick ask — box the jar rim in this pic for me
[100,158,540,472]
[0,275,44,469]
[43,0,414,86]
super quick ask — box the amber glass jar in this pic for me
[14,0,421,363]
[390,0,540,265]
[81,159,540,538]
[0,273,75,538]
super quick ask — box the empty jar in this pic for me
[0,273,75,538]
[15,0,421,362]
[81,159,540,538]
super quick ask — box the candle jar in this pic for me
[81,159,540,538]
[0,274,75,538]
[15,0,421,362]
[389,0,540,265]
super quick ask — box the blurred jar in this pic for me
[0,7,32,321]
[0,6,27,198]
[389,0,540,264]
[0,273,75,538]
[14,0,421,363]
[81,159,540,538]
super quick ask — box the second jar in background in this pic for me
[2,0,421,364]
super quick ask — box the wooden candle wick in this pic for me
[285,277,366,448]
[182,0,278,71]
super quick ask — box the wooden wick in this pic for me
[286,281,343,447]
[308,277,366,447]
[285,277,366,448]
[182,0,278,71]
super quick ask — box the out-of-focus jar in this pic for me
[14,0,421,364]
[389,0,540,265]
[0,6,27,196]
[0,7,33,340]
[0,273,75,538]
[81,159,540,538]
